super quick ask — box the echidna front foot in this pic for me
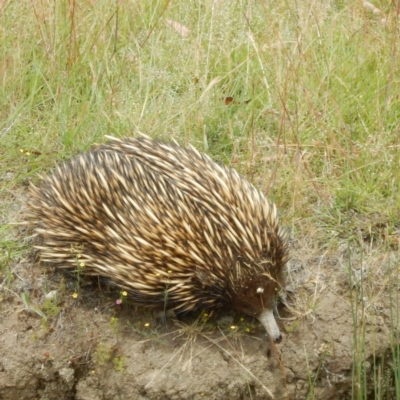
[258,309,282,343]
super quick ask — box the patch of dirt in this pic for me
[1,197,399,400]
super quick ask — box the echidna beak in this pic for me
[258,309,282,343]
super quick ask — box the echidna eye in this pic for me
[256,287,264,294]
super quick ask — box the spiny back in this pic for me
[27,137,288,324]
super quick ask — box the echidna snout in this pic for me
[258,310,282,342]
[26,136,290,342]
[255,286,282,342]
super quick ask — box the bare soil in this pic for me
[1,196,398,400]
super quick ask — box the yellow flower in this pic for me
[72,293,78,299]
[79,262,85,267]
[230,325,236,330]
[144,322,150,327]
[122,291,128,297]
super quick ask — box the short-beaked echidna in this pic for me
[27,136,289,341]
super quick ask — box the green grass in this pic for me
[1,0,400,398]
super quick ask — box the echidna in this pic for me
[27,136,289,342]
